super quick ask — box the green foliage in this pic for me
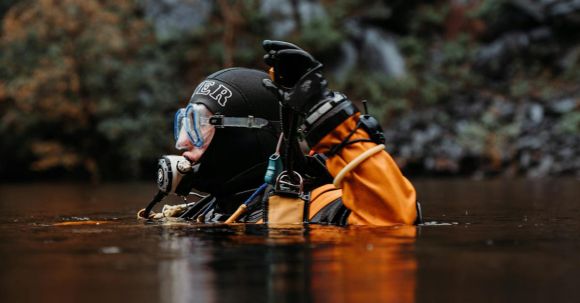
[558,111,580,134]
[441,34,471,64]
[561,47,580,82]
[297,17,343,53]
[457,122,488,155]
[1,0,578,180]
[338,71,418,121]
[324,0,360,20]
[470,0,505,22]
[420,75,450,104]
[0,0,177,180]
[399,36,428,69]
[331,3,478,121]
[409,3,450,36]
[510,79,530,98]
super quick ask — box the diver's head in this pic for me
[174,68,280,197]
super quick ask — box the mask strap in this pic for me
[206,115,279,129]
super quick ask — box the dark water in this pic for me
[0,179,579,303]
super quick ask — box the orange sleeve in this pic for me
[312,113,417,226]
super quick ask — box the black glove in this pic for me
[262,68,329,114]
[262,40,330,114]
[263,40,322,89]
[261,40,360,148]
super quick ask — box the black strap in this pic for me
[414,201,424,225]
[179,195,216,220]
[326,120,374,157]
[142,191,167,219]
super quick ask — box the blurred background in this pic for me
[1,0,579,182]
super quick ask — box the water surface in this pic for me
[0,179,579,303]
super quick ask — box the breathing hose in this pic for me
[140,190,167,219]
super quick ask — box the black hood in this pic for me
[187,68,280,197]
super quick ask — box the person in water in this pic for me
[150,40,420,226]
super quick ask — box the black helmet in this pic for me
[185,68,280,198]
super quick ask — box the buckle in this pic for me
[274,170,304,197]
[208,115,225,128]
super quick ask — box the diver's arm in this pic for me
[312,114,417,225]
[261,40,417,225]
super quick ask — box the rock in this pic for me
[360,28,406,77]
[528,154,554,177]
[548,98,577,114]
[492,98,516,121]
[547,0,580,21]
[383,86,580,177]
[331,41,358,82]
[509,0,547,22]
[475,27,555,76]
[529,103,545,124]
[559,46,580,73]
[142,0,213,41]
[260,0,326,38]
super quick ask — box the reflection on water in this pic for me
[0,179,579,302]
[154,224,417,303]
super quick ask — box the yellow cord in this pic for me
[225,204,248,223]
[333,144,385,188]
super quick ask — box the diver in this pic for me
[140,40,421,226]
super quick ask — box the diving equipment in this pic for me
[144,68,282,219]
[174,103,272,150]
[156,155,198,196]
[185,68,280,197]
[263,40,323,89]
[174,103,215,149]
[141,155,199,219]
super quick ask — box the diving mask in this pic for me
[140,155,200,219]
[174,103,215,150]
[174,103,273,150]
